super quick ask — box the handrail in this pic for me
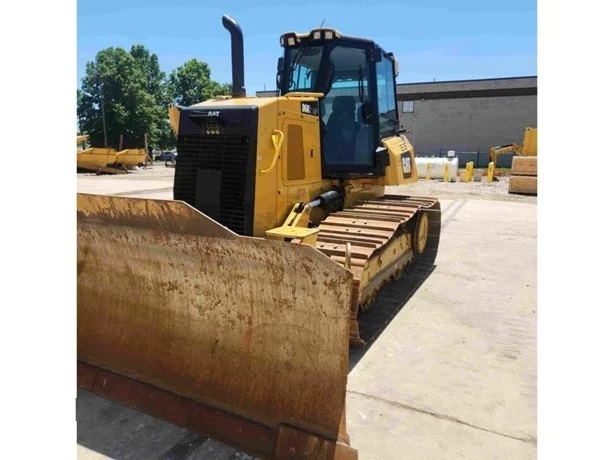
[260,129,284,175]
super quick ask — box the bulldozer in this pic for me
[76,133,149,174]
[78,15,441,459]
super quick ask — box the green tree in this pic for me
[76,88,85,134]
[167,58,232,107]
[129,45,174,149]
[77,45,170,150]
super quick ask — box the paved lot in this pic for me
[77,168,537,459]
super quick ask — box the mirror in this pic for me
[321,62,335,95]
[373,47,382,63]
[360,102,374,125]
[276,57,284,91]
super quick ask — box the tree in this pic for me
[77,49,232,150]
[76,88,85,134]
[129,45,173,149]
[77,45,170,149]
[167,59,232,107]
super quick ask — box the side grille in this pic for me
[174,134,251,235]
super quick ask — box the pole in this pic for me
[100,82,108,148]
[487,162,494,183]
[144,133,150,167]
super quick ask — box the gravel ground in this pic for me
[77,163,176,180]
[390,176,537,203]
[78,164,537,203]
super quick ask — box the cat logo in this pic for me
[207,111,220,117]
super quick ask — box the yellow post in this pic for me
[487,161,494,183]
[443,162,450,182]
[466,161,474,182]
[426,162,431,180]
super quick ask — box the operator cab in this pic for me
[277,28,401,179]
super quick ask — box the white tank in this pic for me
[415,157,459,181]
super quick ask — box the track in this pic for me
[316,195,441,347]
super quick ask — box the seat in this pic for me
[324,96,359,164]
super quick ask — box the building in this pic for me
[396,76,537,167]
[256,75,537,168]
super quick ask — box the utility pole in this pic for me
[98,77,108,147]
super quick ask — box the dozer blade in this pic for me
[77,193,358,460]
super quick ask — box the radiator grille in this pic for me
[174,134,251,235]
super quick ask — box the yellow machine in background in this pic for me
[76,134,148,174]
[78,15,441,459]
[168,104,181,136]
[489,127,538,167]
[76,134,89,144]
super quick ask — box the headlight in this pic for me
[309,28,340,41]
[280,32,300,47]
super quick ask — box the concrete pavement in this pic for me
[346,198,536,459]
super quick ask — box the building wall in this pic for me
[256,91,278,97]
[398,94,537,165]
[396,76,537,94]
[396,76,537,167]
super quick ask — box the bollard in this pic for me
[443,162,450,182]
[487,162,494,183]
[466,161,474,182]
[426,162,431,180]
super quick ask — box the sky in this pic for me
[77,0,537,95]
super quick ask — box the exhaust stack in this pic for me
[222,15,246,98]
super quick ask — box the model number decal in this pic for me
[300,101,319,116]
[401,153,412,178]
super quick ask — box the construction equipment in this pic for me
[489,128,538,194]
[78,15,441,459]
[489,127,538,167]
[508,156,538,195]
[76,134,148,174]
[169,103,181,136]
[76,134,89,144]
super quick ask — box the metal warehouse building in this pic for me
[256,75,537,168]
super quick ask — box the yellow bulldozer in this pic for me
[76,133,149,174]
[78,15,441,459]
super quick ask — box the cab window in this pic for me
[375,57,399,137]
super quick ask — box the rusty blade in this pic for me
[77,193,355,449]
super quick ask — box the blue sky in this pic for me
[77,0,537,95]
